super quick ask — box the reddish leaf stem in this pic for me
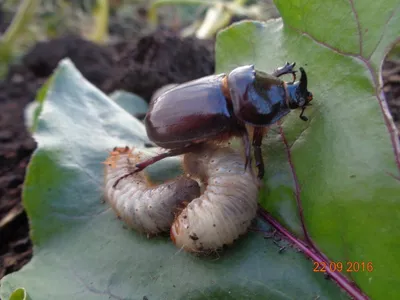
[278,124,321,252]
[271,123,369,299]
[258,208,368,300]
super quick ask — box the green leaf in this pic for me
[86,0,109,43]
[0,60,348,299]
[110,90,148,116]
[25,75,54,132]
[216,1,400,298]
[9,288,29,300]
[0,0,39,66]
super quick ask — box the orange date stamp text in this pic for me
[313,261,373,273]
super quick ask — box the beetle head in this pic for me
[287,67,313,121]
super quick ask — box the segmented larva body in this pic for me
[171,144,259,253]
[103,147,200,235]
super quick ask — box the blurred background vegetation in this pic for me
[1,0,397,127]
[0,0,280,77]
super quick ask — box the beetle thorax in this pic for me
[286,82,303,109]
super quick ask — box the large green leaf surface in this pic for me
[0,60,348,300]
[216,1,400,299]
[1,0,400,298]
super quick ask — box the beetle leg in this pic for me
[252,127,266,179]
[144,142,156,148]
[273,62,297,83]
[240,129,252,172]
[299,107,308,121]
[113,145,199,188]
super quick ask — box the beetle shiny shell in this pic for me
[112,63,313,188]
[103,147,200,235]
[171,144,259,253]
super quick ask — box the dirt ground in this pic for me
[0,14,399,281]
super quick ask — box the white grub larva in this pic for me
[171,144,260,254]
[103,147,200,236]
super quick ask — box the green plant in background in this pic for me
[8,288,28,300]
[148,0,279,38]
[1,1,400,300]
[0,0,39,75]
[387,42,400,60]
[0,0,111,77]
[86,0,109,43]
[0,0,39,59]
[41,0,110,40]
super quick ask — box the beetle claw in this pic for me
[290,71,297,83]
[300,116,308,121]
[274,62,297,83]
[299,107,309,121]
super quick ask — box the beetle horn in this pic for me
[299,67,308,95]
[297,67,313,121]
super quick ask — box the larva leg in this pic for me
[113,144,202,188]
[252,127,266,179]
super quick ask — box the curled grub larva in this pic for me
[171,144,260,253]
[103,147,200,235]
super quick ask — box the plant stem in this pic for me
[148,0,250,38]
[0,0,39,61]
[148,0,215,25]
[87,0,109,43]
[196,0,248,39]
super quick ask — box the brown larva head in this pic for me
[103,146,135,168]
[111,146,131,154]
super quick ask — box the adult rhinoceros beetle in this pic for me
[113,62,313,188]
